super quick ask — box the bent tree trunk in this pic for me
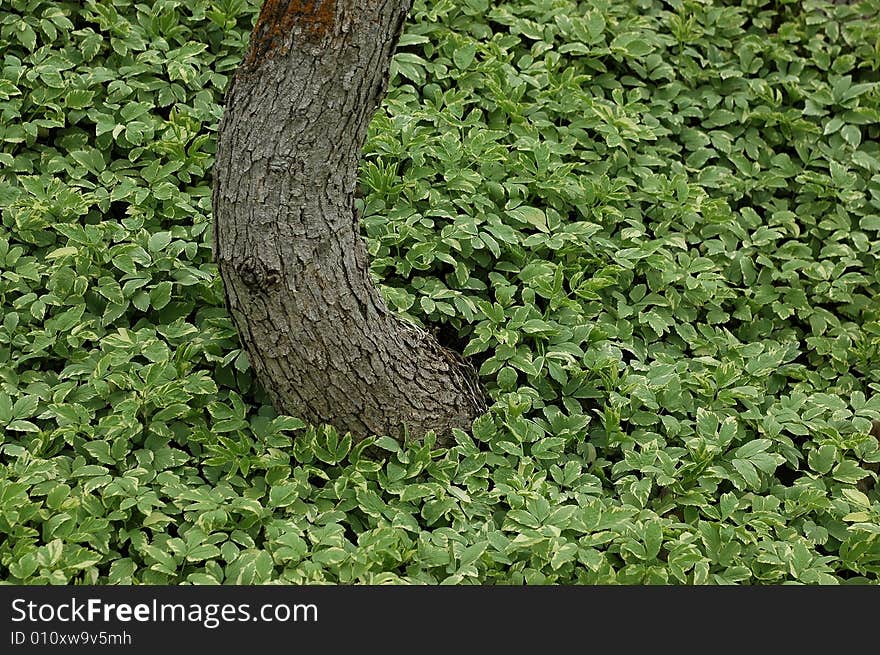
[212,0,486,442]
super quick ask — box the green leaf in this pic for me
[458,540,488,568]
[17,22,37,50]
[808,445,836,474]
[507,206,548,232]
[611,33,653,57]
[148,232,172,253]
[841,125,861,148]
[187,544,221,562]
[7,419,39,432]
[732,459,760,488]
[0,393,12,424]
[550,542,578,569]
[269,483,299,508]
[833,460,868,484]
[453,43,477,70]
[46,246,78,259]
[150,282,173,309]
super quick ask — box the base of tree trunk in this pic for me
[212,0,486,443]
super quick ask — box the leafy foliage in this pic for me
[2,0,880,584]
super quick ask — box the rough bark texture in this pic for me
[212,0,486,442]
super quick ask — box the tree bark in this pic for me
[212,0,486,442]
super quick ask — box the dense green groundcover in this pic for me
[1,0,880,584]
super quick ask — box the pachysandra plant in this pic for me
[1,0,880,586]
[212,0,486,443]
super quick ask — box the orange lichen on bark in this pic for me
[245,0,337,64]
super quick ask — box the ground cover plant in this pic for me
[1,0,880,584]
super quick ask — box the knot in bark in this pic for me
[235,255,281,291]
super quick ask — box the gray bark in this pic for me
[212,0,486,442]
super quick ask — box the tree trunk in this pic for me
[211,0,486,442]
